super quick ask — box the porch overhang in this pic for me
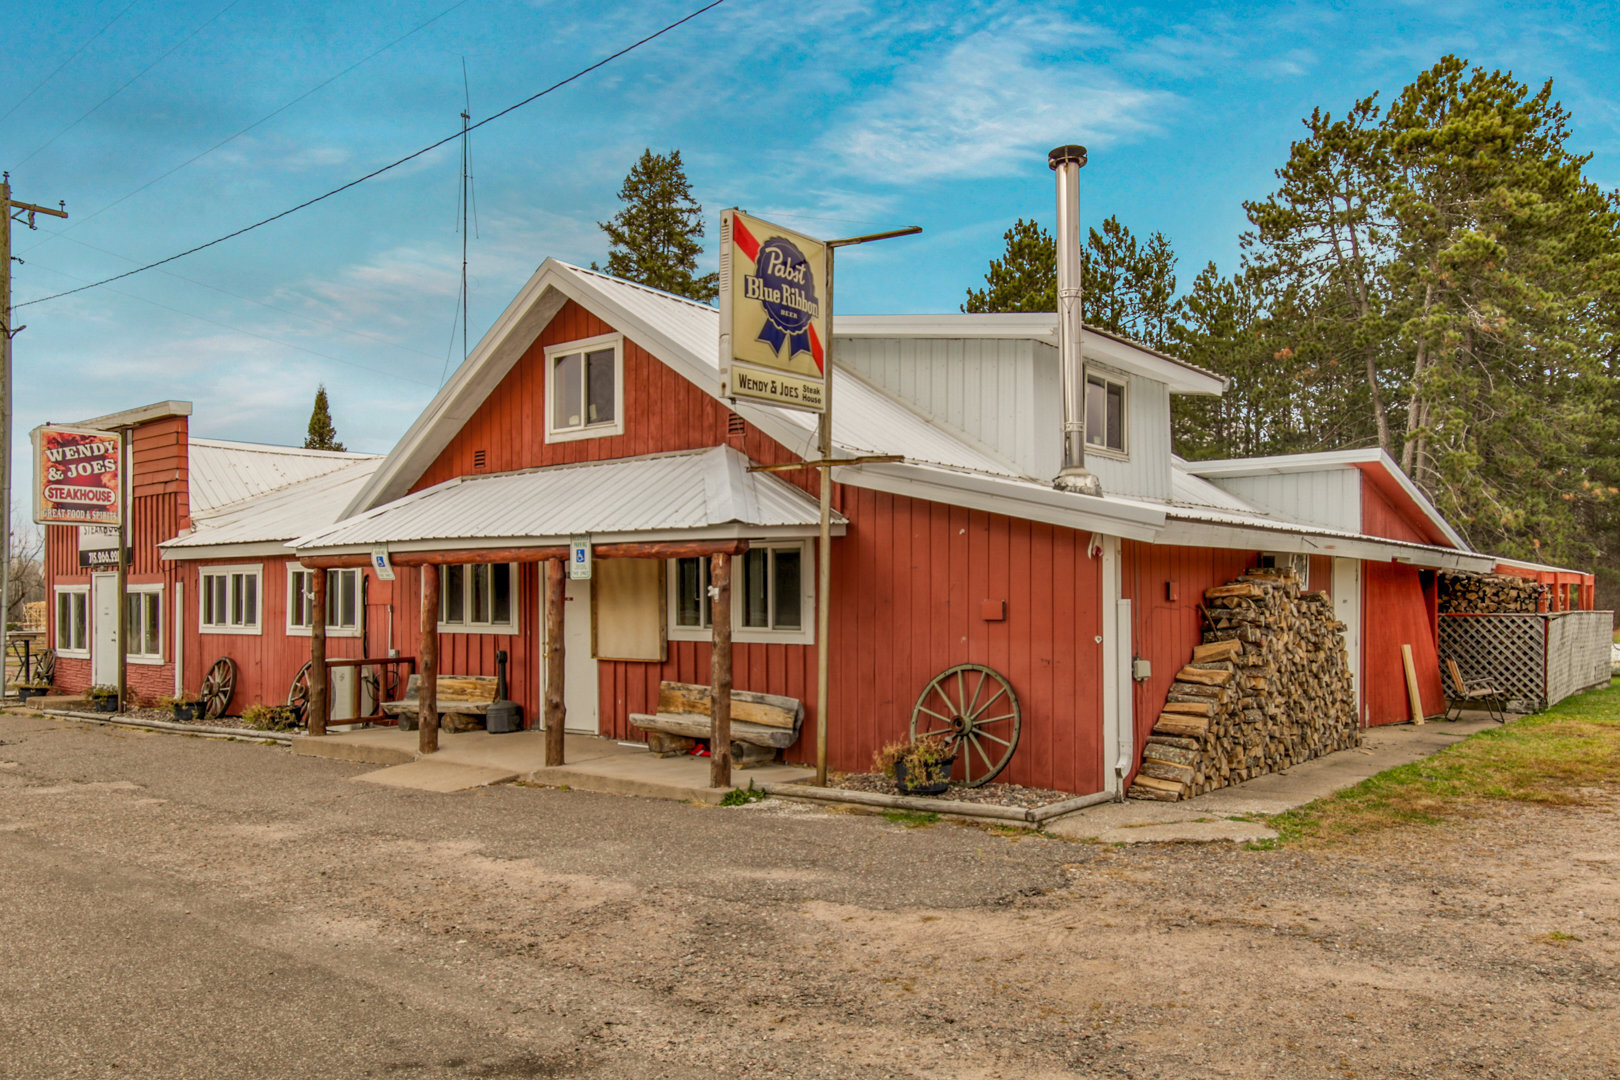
[291,445,845,564]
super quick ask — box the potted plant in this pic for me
[159,693,202,723]
[86,684,119,713]
[873,734,957,797]
[14,679,51,703]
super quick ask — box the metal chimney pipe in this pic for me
[1049,144,1102,496]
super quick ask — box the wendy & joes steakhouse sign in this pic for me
[33,425,122,527]
[719,209,828,414]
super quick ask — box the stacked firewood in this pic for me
[1128,568,1359,802]
[1438,570,1545,614]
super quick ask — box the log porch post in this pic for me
[309,569,328,737]
[419,564,440,754]
[544,558,566,767]
[709,551,733,789]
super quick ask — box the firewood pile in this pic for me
[1438,570,1545,614]
[1128,568,1359,802]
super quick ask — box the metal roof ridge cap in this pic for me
[701,445,759,525]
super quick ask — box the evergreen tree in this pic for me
[594,149,717,302]
[304,384,346,452]
[962,215,1178,348]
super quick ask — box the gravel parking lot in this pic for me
[2,712,1617,1079]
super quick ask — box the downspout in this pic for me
[1049,144,1102,497]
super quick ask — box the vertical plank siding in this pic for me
[1121,542,1257,775]
[1361,561,1446,724]
[1360,481,1429,545]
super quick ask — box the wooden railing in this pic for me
[323,656,416,726]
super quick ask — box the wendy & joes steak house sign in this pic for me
[33,425,122,527]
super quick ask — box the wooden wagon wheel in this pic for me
[34,648,57,686]
[287,661,312,722]
[910,664,1021,788]
[199,658,237,720]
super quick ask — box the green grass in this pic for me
[1267,679,1620,847]
[882,810,940,828]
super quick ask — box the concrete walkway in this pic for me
[1046,711,1508,843]
[294,727,814,802]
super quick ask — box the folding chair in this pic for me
[1444,657,1505,723]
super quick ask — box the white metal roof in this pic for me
[163,458,382,557]
[296,445,843,554]
[190,438,381,515]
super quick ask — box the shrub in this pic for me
[241,704,300,731]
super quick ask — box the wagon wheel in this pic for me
[360,664,401,709]
[287,661,312,722]
[910,664,1021,788]
[34,648,56,687]
[199,657,237,720]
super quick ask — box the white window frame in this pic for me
[544,332,625,444]
[667,541,814,645]
[286,565,363,638]
[199,564,264,635]
[54,584,90,657]
[1084,368,1129,458]
[124,584,165,664]
[437,562,520,635]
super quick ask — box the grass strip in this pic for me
[1269,678,1620,846]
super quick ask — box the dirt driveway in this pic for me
[1,712,1616,1079]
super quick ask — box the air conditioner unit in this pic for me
[1258,552,1311,588]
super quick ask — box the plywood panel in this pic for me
[592,559,665,662]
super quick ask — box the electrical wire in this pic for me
[10,0,245,172]
[19,0,479,252]
[0,0,142,126]
[16,0,727,311]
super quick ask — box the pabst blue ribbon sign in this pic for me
[719,209,828,413]
[33,426,122,526]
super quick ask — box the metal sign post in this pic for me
[720,208,919,787]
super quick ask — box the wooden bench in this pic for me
[629,681,804,768]
[382,674,498,733]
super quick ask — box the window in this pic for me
[545,334,624,442]
[200,565,262,634]
[669,543,813,643]
[288,567,362,636]
[1085,372,1126,454]
[55,586,89,656]
[126,587,163,662]
[438,563,517,633]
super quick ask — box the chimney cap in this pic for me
[1048,144,1088,170]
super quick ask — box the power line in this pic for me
[11,0,245,172]
[0,0,142,126]
[24,259,438,385]
[16,0,728,311]
[27,224,450,360]
[19,0,479,251]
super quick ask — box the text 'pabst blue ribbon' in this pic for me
[732,218,824,371]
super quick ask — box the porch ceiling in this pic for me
[292,445,844,554]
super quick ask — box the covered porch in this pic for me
[289,446,843,790]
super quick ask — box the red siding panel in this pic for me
[1361,562,1445,724]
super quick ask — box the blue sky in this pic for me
[3,0,1617,504]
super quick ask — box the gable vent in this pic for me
[472,449,487,471]
[727,413,747,438]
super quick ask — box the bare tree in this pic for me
[7,518,44,629]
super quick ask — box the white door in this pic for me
[540,575,599,734]
[91,573,118,687]
[1331,558,1363,724]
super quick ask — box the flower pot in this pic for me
[16,686,47,702]
[171,703,199,723]
[894,756,955,797]
[90,696,118,713]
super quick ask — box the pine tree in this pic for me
[594,149,717,302]
[304,384,346,452]
[962,215,1178,348]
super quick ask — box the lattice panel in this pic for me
[1439,615,1546,711]
[1545,612,1613,706]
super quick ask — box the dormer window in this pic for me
[545,333,625,443]
[1085,372,1126,455]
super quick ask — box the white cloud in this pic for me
[821,10,1173,184]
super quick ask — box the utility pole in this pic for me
[1,174,68,692]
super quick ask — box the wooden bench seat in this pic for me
[629,681,804,767]
[382,674,498,733]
